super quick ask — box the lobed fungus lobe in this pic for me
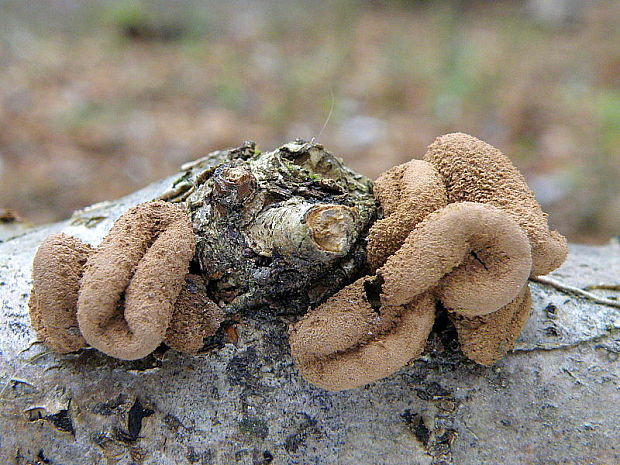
[29,233,92,354]
[77,201,196,360]
[165,274,224,355]
[289,276,435,391]
[378,201,533,315]
[366,159,448,271]
[423,132,568,276]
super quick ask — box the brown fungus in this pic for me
[291,133,568,390]
[29,234,92,353]
[29,201,222,360]
[290,203,532,390]
[77,201,196,360]
[164,274,224,354]
[289,276,435,391]
[449,286,532,365]
[378,202,533,316]
[367,160,448,271]
[424,132,568,276]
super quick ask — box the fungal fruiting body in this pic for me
[290,133,568,391]
[29,201,223,360]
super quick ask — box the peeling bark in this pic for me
[0,147,618,465]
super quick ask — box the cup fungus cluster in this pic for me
[29,201,223,360]
[289,133,568,391]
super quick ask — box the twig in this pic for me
[531,276,620,310]
[584,284,620,291]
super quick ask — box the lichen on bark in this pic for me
[161,140,377,315]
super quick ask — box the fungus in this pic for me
[378,202,532,315]
[29,201,222,360]
[367,160,447,271]
[289,276,435,391]
[27,135,568,390]
[164,274,224,354]
[449,286,532,365]
[76,201,195,360]
[291,133,568,390]
[290,202,532,390]
[423,133,568,276]
[29,234,91,353]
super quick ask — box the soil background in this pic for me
[1,0,619,242]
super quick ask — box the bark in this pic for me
[162,140,376,315]
[0,148,618,465]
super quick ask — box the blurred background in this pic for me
[0,0,618,243]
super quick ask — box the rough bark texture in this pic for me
[162,140,376,316]
[1,156,619,465]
